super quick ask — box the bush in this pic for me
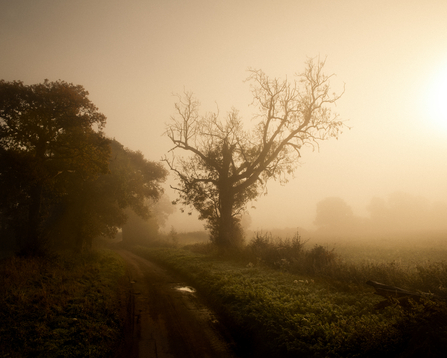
[303,244,337,274]
[245,232,305,268]
[244,232,339,275]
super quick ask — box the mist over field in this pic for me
[165,191,447,239]
[2,0,447,241]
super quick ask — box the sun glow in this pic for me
[424,65,447,131]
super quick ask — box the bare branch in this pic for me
[163,58,345,249]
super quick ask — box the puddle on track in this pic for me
[175,286,196,293]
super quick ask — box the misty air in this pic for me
[1,1,447,357]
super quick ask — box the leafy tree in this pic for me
[120,208,158,246]
[314,197,358,235]
[45,139,168,251]
[0,79,110,253]
[120,194,175,246]
[164,58,345,250]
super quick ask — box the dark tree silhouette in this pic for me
[45,140,168,251]
[164,58,345,250]
[0,80,110,254]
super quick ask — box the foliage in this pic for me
[242,232,447,298]
[0,79,110,254]
[314,197,363,235]
[0,81,168,253]
[393,298,447,357]
[164,58,344,250]
[121,194,174,246]
[244,232,337,275]
[132,246,447,357]
[245,231,306,268]
[0,250,128,357]
[121,208,160,245]
[45,139,168,251]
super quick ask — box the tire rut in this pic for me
[114,248,237,358]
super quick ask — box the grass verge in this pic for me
[132,246,447,358]
[0,249,128,358]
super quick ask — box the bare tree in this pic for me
[163,58,345,250]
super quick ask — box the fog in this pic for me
[2,0,447,235]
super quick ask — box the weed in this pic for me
[0,250,127,358]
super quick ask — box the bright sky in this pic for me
[1,0,447,232]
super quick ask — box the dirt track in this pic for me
[115,249,237,358]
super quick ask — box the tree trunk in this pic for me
[218,189,234,249]
[215,141,242,250]
[25,182,43,254]
[23,142,47,255]
[74,205,86,253]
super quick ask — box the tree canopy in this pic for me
[0,79,110,253]
[164,58,345,250]
[121,194,175,246]
[314,197,358,234]
[0,80,168,253]
[45,139,168,251]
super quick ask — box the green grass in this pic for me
[132,246,442,357]
[0,249,128,358]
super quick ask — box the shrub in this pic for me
[245,232,307,270]
[303,244,337,274]
[244,232,339,276]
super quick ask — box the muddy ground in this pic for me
[114,249,238,358]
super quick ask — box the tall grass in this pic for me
[239,232,447,296]
[0,250,128,358]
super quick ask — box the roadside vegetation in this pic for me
[131,232,447,357]
[0,249,129,358]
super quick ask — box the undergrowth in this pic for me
[132,239,447,357]
[0,250,127,358]
[238,232,447,297]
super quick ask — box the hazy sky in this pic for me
[1,0,447,232]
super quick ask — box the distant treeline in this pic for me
[313,193,447,237]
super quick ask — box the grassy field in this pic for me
[132,235,447,358]
[0,249,129,358]
[311,231,447,266]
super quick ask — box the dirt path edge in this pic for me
[112,248,237,358]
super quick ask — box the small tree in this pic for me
[164,58,345,251]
